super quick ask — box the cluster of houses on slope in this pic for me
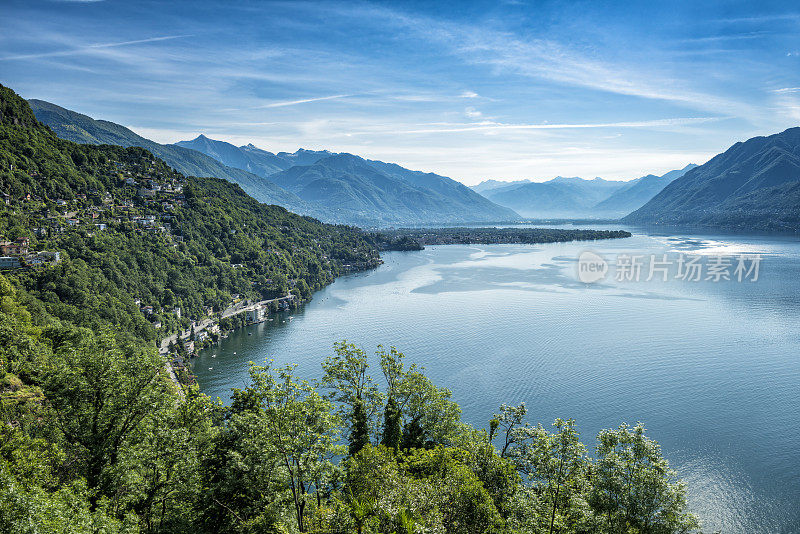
[0,237,61,270]
[6,157,188,240]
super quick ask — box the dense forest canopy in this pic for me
[0,84,700,533]
[0,84,379,338]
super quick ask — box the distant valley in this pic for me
[471,165,696,219]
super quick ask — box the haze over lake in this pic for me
[196,227,800,534]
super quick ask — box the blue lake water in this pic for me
[194,227,800,533]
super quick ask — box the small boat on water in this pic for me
[212,354,216,358]
[248,332,252,335]
[208,367,213,370]
[233,352,236,355]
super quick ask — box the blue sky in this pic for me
[2,0,800,184]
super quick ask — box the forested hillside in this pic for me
[28,99,315,214]
[2,85,378,338]
[1,84,698,533]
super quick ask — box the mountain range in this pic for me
[175,134,518,226]
[475,176,627,218]
[27,100,313,214]
[593,164,698,217]
[31,100,518,226]
[175,135,333,177]
[472,165,697,219]
[29,97,800,232]
[624,127,800,231]
[470,179,532,195]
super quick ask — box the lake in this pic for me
[194,227,800,534]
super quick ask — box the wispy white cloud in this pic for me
[328,4,762,121]
[464,107,482,118]
[0,34,191,61]
[679,31,771,43]
[714,13,800,24]
[254,94,352,108]
[3,1,787,184]
[392,117,722,134]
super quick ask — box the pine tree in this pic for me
[381,395,401,451]
[401,418,425,450]
[349,398,369,456]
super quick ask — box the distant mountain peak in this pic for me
[321,152,364,164]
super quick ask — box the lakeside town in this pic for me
[158,292,296,388]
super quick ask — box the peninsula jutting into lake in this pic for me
[370,227,631,250]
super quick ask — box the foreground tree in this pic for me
[322,341,383,454]
[514,419,593,533]
[42,328,172,506]
[591,423,699,534]
[250,362,342,532]
[489,403,530,458]
[378,346,410,451]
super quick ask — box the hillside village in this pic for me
[2,155,188,243]
[1,152,317,385]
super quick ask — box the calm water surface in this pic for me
[195,227,800,533]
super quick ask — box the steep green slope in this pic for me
[2,85,379,338]
[28,99,315,214]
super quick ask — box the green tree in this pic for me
[322,341,384,451]
[381,395,402,451]
[43,328,171,505]
[249,361,342,532]
[198,391,283,533]
[591,423,699,534]
[515,419,591,534]
[490,403,529,458]
[349,398,370,456]
[378,346,411,452]
[399,371,462,448]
